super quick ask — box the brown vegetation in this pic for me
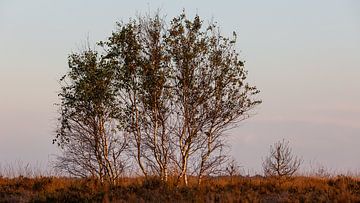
[0,175,359,202]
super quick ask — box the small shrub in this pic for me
[263,139,302,178]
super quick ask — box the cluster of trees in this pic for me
[54,12,261,185]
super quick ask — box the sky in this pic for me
[1,0,359,174]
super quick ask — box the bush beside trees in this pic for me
[262,139,302,178]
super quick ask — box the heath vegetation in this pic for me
[0,174,359,202]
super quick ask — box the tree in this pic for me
[100,14,175,181]
[54,48,128,184]
[165,13,261,185]
[262,139,302,178]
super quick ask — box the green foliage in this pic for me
[54,48,127,182]
[55,50,120,147]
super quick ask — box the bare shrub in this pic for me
[225,159,242,177]
[263,139,302,178]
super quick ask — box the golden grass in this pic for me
[0,175,359,202]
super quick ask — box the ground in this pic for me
[0,175,359,202]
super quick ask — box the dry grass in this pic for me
[0,175,359,202]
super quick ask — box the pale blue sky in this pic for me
[1,0,359,173]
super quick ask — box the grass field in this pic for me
[0,175,359,202]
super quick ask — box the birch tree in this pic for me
[100,14,174,181]
[165,13,261,185]
[54,49,128,184]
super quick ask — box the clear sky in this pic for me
[1,0,359,174]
